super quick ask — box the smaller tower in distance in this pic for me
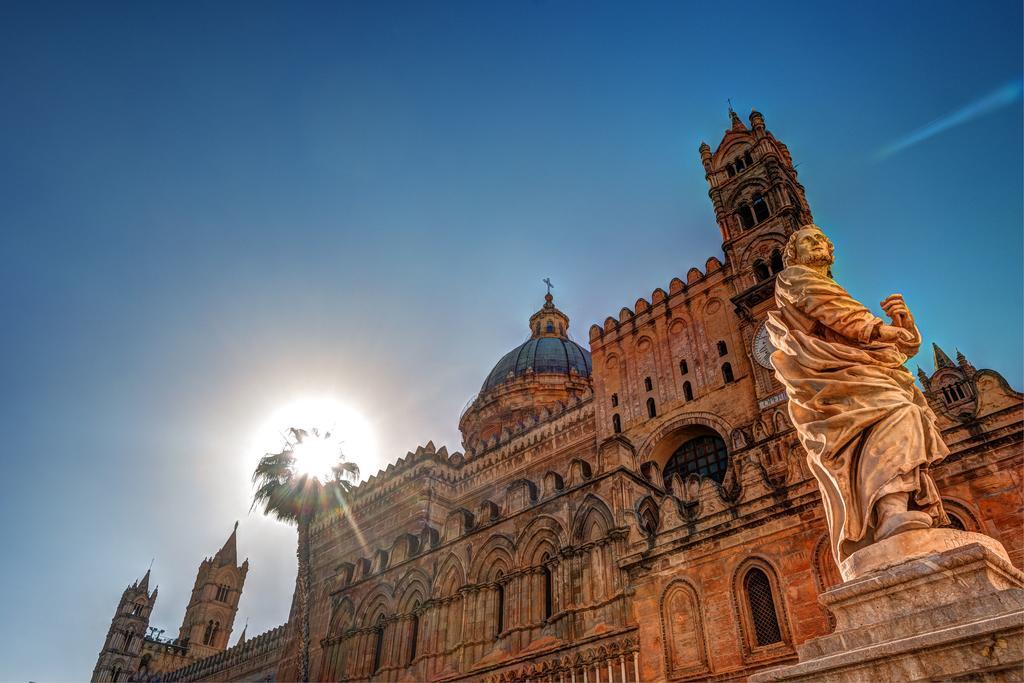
[91,569,157,682]
[177,523,249,658]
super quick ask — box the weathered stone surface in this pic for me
[751,543,1024,682]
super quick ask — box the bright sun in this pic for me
[252,397,376,482]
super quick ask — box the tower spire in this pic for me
[932,343,955,369]
[214,521,239,567]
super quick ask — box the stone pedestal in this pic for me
[751,535,1024,682]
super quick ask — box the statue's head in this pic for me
[784,224,834,269]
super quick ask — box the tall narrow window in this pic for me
[744,150,753,167]
[111,667,122,683]
[717,340,728,356]
[752,194,770,223]
[203,620,214,645]
[408,603,419,665]
[610,393,618,407]
[745,569,783,646]
[211,622,220,647]
[542,555,553,619]
[753,260,771,281]
[495,574,505,638]
[612,414,621,434]
[679,359,688,375]
[738,205,755,229]
[683,381,693,401]
[123,632,133,653]
[722,362,735,383]
[770,249,784,274]
[373,614,385,672]
[727,164,736,177]
[644,376,653,391]
[647,397,657,418]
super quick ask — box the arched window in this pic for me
[662,434,729,485]
[131,603,143,616]
[408,602,419,665]
[123,631,133,653]
[745,568,783,646]
[495,573,505,638]
[752,194,770,223]
[216,585,229,602]
[610,393,618,407]
[372,614,386,673]
[111,666,122,683]
[946,513,967,531]
[738,205,755,230]
[744,151,753,167]
[722,362,735,383]
[753,260,771,281]
[679,359,688,375]
[541,554,553,620]
[203,620,214,645]
[612,414,621,434]
[770,249,783,274]
[211,621,220,647]
[683,381,693,401]
[647,397,657,418]
[727,163,736,177]
[644,376,653,391]
[717,340,728,356]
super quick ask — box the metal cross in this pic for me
[543,278,554,295]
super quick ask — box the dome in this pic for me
[481,336,592,393]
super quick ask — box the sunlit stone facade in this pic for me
[93,110,1023,682]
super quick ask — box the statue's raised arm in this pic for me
[766,225,948,567]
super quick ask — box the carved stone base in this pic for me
[750,541,1024,682]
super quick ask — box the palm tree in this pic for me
[252,427,359,682]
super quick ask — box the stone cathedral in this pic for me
[92,110,1023,682]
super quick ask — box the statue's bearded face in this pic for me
[792,229,834,267]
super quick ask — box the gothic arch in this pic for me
[395,568,431,614]
[737,234,788,271]
[571,493,615,543]
[469,534,517,582]
[329,598,355,637]
[354,585,394,626]
[659,579,710,679]
[433,553,466,598]
[724,176,771,210]
[941,498,981,531]
[634,412,734,471]
[516,515,567,566]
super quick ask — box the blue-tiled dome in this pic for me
[481,336,592,393]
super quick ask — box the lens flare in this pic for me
[251,396,376,482]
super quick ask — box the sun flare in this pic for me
[252,397,376,482]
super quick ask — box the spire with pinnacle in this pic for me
[728,105,746,132]
[933,343,955,370]
[956,348,976,377]
[214,521,239,567]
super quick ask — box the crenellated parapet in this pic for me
[162,625,286,682]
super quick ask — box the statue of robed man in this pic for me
[766,225,948,564]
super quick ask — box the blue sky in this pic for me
[0,2,1020,680]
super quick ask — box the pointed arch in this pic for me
[328,597,355,637]
[571,493,615,543]
[395,567,431,614]
[469,533,516,582]
[731,556,793,658]
[354,584,394,626]
[516,515,567,566]
[432,553,466,598]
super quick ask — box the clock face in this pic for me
[753,321,776,369]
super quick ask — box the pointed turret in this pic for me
[214,521,238,567]
[729,106,746,132]
[956,348,976,377]
[933,343,955,370]
[137,568,151,592]
[236,623,248,646]
[916,366,931,391]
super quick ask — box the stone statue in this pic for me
[766,225,949,565]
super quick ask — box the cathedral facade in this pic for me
[93,110,1023,682]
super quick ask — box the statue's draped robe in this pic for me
[766,265,947,562]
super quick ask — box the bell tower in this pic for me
[91,569,157,682]
[700,107,813,287]
[177,523,249,658]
